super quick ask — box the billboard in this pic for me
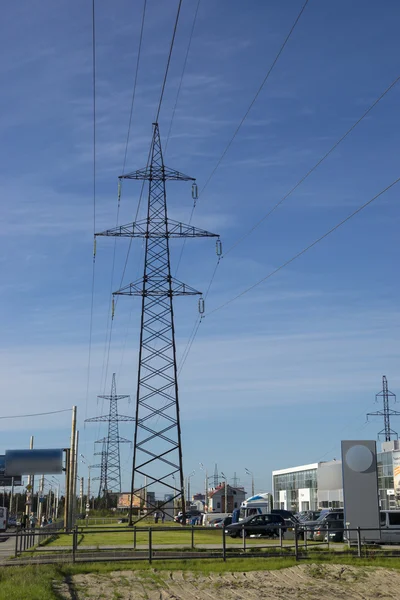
[117,493,143,509]
[393,451,400,507]
[0,455,22,486]
[5,449,63,475]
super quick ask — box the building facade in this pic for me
[273,441,400,513]
[208,484,246,513]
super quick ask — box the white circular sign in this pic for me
[86,503,90,509]
[345,444,374,472]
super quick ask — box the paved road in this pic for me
[0,532,16,561]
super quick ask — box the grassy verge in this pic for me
[47,527,296,548]
[2,554,400,600]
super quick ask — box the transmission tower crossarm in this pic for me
[96,218,218,239]
[114,277,201,297]
[120,166,195,181]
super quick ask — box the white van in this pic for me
[0,507,7,532]
[379,510,400,544]
[202,513,229,527]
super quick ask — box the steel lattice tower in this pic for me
[86,373,134,497]
[96,122,219,523]
[91,439,108,498]
[367,375,400,441]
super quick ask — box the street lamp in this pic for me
[245,468,255,497]
[187,471,195,505]
[80,454,92,511]
[220,472,228,513]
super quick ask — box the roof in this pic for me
[208,484,246,498]
[272,463,319,476]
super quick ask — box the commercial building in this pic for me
[272,440,400,512]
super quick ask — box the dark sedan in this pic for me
[225,514,285,538]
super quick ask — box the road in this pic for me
[0,531,16,561]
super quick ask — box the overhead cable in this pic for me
[0,409,72,420]
[84,0,97,423]
[224,74,400,257]
[155,0,183,123]
[164,0,201,155]
[207,175,400,316]
[199,0,310,197]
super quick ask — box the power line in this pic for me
[98,1,148,398]
[121,0,147,175]
[164,0,201,155]
[199,0,310,197]
[84,0,97,424]
[224,74,400,257]
[174,0,309,278]
[177,75,400,371]
[206,175,400,316]
[155,0,183,123]
[101,0,184,392]
[0,409,72,420]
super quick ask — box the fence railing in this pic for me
[2,523,399,565]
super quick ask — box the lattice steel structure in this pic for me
[91,439,108,498]
[96,122,219,523]
[86,373,134,497]
[367,375,400,441]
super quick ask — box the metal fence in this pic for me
[1,523,399,566]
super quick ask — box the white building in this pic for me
[272,460,343,512]
[273,441,400,512]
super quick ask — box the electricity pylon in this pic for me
[96,122,219,523]
[367,375,400,441]
[86,373,134,499]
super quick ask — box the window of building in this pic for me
[389,512,400,526]
[234,502,237,508]
[217,502,220,509]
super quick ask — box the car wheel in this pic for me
[229,533,238,538]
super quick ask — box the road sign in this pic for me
[26,484,32,491]
[86,503,90,509]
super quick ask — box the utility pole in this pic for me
[79,477,84,513]
[86,373,133,498]
[245,468,255,497]
[37,475,44,524]
[10,477,14,517]
[64,448,70,530]
[25,436,34,516]
[96,122,219,525]
[367,376,400,441]
[68,406,77,529]
[221,471,228,513]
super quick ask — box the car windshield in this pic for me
[316,511,330,522]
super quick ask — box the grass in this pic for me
[2,555,400,600]
[46,525,288,548]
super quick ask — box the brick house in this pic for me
[208,484,246,513]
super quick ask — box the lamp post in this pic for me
[245,468,255,497]
[187,471,195,505]
[220,472,228,513]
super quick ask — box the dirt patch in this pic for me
[56,564,400,599]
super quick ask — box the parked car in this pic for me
[7,515,17,528]
[225,513,286,538]
[271,509,294,520]
[296,511,321,523]
[304,510,344,541]
[214,516,232,528]
[322,521,344,543]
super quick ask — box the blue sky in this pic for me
[0,0,399,497]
